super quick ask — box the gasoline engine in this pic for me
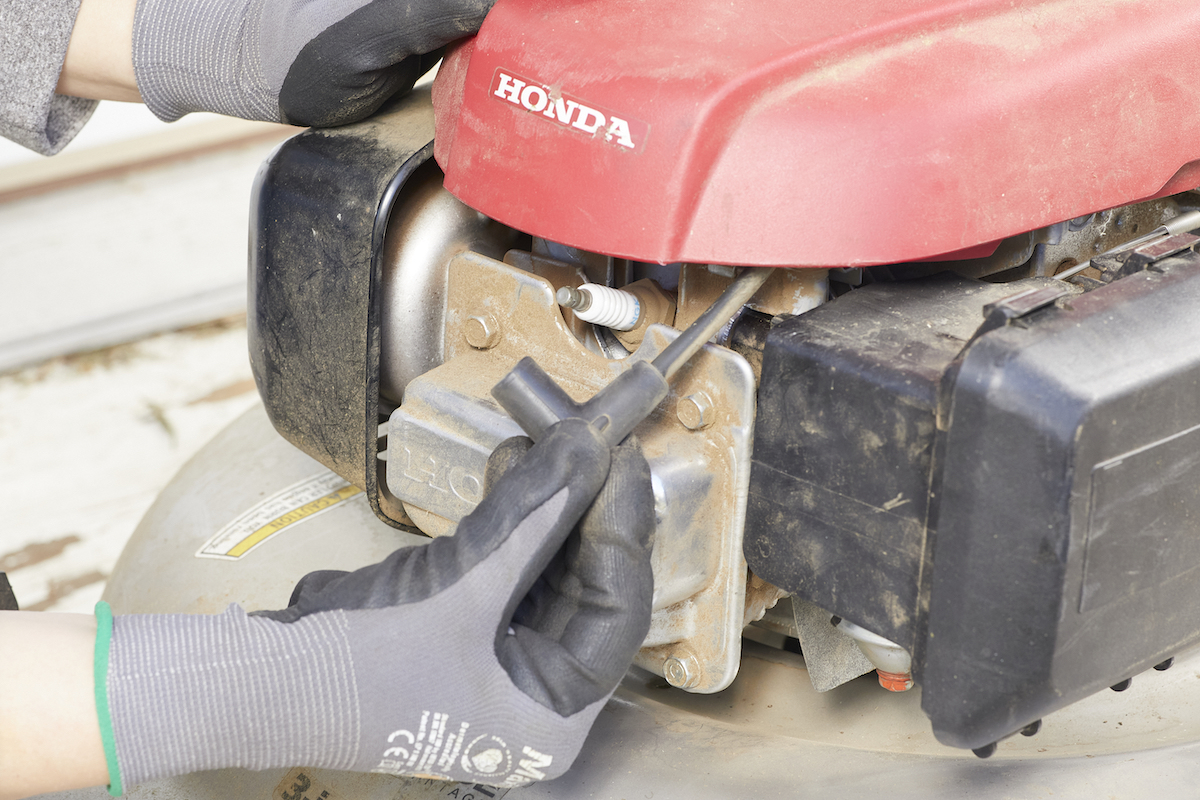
[247,87,1200,756]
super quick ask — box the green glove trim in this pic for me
[94,602,123,797]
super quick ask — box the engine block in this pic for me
[385,252,756,693]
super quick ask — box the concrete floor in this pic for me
[0,107,292,612]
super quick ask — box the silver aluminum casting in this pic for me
[386,252,757,693]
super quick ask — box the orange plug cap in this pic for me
[877,670,913,692]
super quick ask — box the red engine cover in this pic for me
[434,0,1200,267]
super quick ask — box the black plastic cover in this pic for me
[248,89,435,527]
[746,252,1200,750]
[744,274,1034,653]
[0,572,17,610]
[922,250,1200,748]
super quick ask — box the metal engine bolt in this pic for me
[663,652,702,690]
[677,392,715,430]
[1155,657,1175,671]
[1110,677,1133,692]
[464,313,502,350]
[1020,719,1042,737]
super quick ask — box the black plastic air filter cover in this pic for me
[746,254,1200,750]
[744,273,1034,654]
[922,251,1200,749]
[248,89,435,527]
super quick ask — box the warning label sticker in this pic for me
[196,472,362,560]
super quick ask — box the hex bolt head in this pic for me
[677,392,714,430]
[663,652,702,690]
[464,313,501,350]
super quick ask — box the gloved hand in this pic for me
[132,0,494,125]
[94,419,655,794]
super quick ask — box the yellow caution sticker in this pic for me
[196,472,363,560]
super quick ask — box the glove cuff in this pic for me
[104,604,360,789]
[132,0,277,122]
[94,602,123,797]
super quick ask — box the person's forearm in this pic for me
[0,611,109,800]
[56,0,142,102]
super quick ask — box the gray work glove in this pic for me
[132,0,494,125]
[95,419,655,794]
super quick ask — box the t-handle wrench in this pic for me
[491,268,773,446]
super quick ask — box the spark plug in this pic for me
[557,280,677,349]
[494,268,771,447]
[557,283,641,330]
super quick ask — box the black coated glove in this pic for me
[132,0,495,126]
[96,419,654,792]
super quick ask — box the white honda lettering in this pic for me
[519,84,549,113]
[571,105,606,135]
[493,70,642,150]
[494,73,526,103]
[605,116,635,149]
[542,97,578,125]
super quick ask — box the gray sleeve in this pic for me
[0,0,98,155]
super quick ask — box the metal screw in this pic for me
[464,313,501,350]
[677,392,714,430]
[662,652,702,689]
